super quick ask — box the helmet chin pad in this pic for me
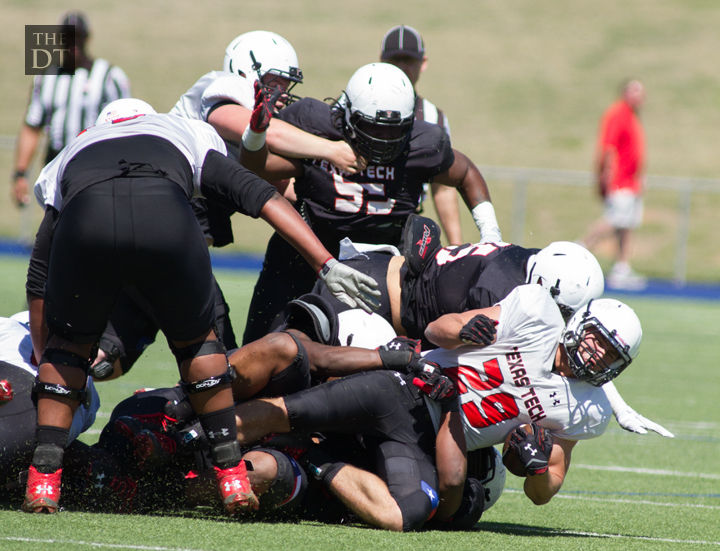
[343,109,413,164]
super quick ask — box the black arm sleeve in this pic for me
[26,206,58,298]
[199,149,276,218]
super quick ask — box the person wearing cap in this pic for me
[11,11,131,207]
[380,25,463,246]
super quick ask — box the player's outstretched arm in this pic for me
[259,194,380,312]
[433,149,502,243]
[602,381,674,437]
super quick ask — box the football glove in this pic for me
[614,406,675,438]
[506,423,553,476]
[459,314,498,346]
[249,80,278,133]
[377,337,422,371]
[319,259,381,313]
[412,361,458,411]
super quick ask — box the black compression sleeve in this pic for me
[26,206,58,298]
[199,149,276,218]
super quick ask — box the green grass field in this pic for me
[1,1,720,281]
[0,256,718,550]
[0,2,718,547]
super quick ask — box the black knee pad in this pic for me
[171,338,227,365]
[253,447,308,511]
[40,347,91,374]
[33,348,91,407]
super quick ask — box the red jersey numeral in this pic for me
[446,360,520,428]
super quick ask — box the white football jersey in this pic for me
[424,285,611,449]
[0,315,100,443]
[34,113,227,210]
[170,70,255,122]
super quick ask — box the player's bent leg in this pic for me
[24,339,93,514]
[376,440,440,531]
[325,463,404,531]
[172,330,258,513]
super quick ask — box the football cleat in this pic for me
[22,466,62,513]
[215,460,259,514]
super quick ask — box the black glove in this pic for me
[249,80,278,133]
[506,423,553,476]
[459,314,497,346]
[412,361,458,411]
[377,337,422,371]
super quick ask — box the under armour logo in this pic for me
[94,472,106,489]
[388,342,402,350]
[523,443,538,456]
[208,428,230,440]
[36,482,56,495]
[223,479,244,492]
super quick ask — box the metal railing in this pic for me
[480,166,720,284]
[2,136,717,283]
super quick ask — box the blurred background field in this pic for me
[0,0,719,282]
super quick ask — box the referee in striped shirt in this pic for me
[11,11,130,207]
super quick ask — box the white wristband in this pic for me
[471,201,502,242]
[241,126,266,152]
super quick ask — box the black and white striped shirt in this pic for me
[24,58,130,163]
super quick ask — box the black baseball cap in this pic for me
[60,11,90,37]
[380,25,425,60]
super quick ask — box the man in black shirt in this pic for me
[242,62,503,343]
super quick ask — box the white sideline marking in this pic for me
[504,525,720,547]
[1,537,208,551]
[505,488,720,510]
[574,463,720,480]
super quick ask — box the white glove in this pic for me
[603,381,674,438]
[319,259,381,313]
[614,407,674,438]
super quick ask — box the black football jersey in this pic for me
[278,98,454,247]
[401,242,539,338]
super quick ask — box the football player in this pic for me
[22,101,376,515]
[309,230,672,438]
[230,290,656,525]
[241,62,503,344]
[171,30,362,183]
[88,32,371,381]
[0,312,99,493]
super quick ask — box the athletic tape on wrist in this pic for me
[242,127,266,152]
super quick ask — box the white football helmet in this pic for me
[337,309,396,349]
[222,30,302,98]
[526,241,604,320]
[336,62,415,164]
[96,98,156,125]
[562,298,642,386]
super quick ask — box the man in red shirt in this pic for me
[582,80,647,289]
